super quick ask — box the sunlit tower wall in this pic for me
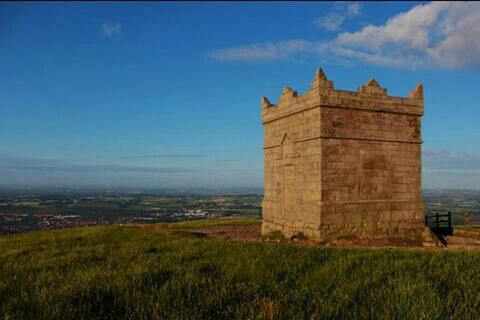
[261,68,425,241]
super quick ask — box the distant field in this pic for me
[2,219,480,319]
[0,201,142,217]
[0,196,263,218]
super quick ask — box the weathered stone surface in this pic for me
[261,68,425,241]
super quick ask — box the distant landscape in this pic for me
[0,188,479,234]
[0,189,262,234]
[424,189,480,225]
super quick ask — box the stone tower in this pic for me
[261,68,424,241]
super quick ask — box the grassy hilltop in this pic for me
[2,219,480,319]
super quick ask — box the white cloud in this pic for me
[211,2,480,70]
[102,22,121,37]
[335,2,480,68]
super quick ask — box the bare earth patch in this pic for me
[192,225,261,241]
[191,224,480,250]
[191,225,421,248]
[322,238,423,248]
[446,228,480,249]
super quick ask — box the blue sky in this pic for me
[1,2,480,189]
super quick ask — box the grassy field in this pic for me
[1,220,480,319]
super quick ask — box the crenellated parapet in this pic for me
[261,68,424,124]
[358,79,387,96]
[310,68,334,92]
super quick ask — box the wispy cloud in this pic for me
[121,154,204,160]
[423,154,480,189]
[210,40,320,63]
[424,151,480,171]
[102,22,121,37]
[314,2,361,31]
[211,2,480,70]
[417,149,480,189]
[216,159,251,163]
[314,13,345,31]
[0,156,266,188]
[346,2,361,17]
[0,157,191,174]
[423,149,450,157]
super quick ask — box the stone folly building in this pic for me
[261,68,425,241]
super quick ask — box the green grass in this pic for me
[164,216,261,229]
[1,220,480,319]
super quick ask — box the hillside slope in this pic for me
[1,220,480,319]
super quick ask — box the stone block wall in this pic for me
[261,68,425,241]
